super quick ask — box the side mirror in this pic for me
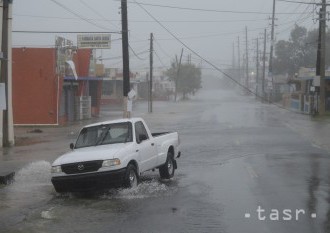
[138,134,148,143]
[70,143,75,150]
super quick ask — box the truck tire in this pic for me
[159,152,175,179]
[124,164,138,188]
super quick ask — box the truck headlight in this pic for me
[102,159,121,167]
[51,166,62,173]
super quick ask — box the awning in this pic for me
[64,76,104,81]
[298,76,330,81]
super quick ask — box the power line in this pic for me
[133,0,301,113]
[153,37,172,59]
[14,14,269,23]
[153,27,271,41]
[13,30,121,34]
[78,0,119,29]
[125,1,313,15]
[48,0,112,31]
[129,44,148,60]
[99,50,149,61]
[277,0,307,25]
[277,0,317,5]
[277,3,315,34]
[154,50,167,68]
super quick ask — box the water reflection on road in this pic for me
[2,89,330,232]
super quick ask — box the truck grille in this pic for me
[61,160,103,174]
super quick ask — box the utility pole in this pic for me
[174,48,183,102]
[269,0,276,102]
[256,38,259,98]
[149,33,153,113]
[237,36,241,84]
[262,29,267,100]
[318,0,327,115]
[232,42,235,68]
[1,0,14,147]
[245,26,249,92]
[187,54,191,64]
[121,0,130,117]
[232,42,238,85]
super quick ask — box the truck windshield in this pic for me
[75,122,133,149]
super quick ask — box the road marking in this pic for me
[245,213,251,218]
[311,213,317,218]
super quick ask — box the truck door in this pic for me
[135,121,158,172]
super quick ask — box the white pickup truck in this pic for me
[51,118,181,193]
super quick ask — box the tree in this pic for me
[166,62,202,100]
[273,24,330,76]
[273,40,293,75]
[273,24,307,75]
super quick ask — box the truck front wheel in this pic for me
[124,164,138,188]
[159,152,175,179]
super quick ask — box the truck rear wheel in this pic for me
[124,164,138,188]
[159,152,175,179]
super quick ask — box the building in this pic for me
[12,47,103,125]
[134,70,175,101]
[284,67,330,114]
[101,68,138,106]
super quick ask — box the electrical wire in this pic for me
[99,49,149,61]
[277,13,314,34]
[277,0,317,5]
[125,1,313,15]
[277,0,306,26]
[148,27,273,42]
[129,44,148,60]
[153,36,172,59]
[13,14,269,24]
[78,0,120,29]
[154,50,168,69]
[13,30,120,34]
[48,0,113,31]
[133,0,301,113]
[277,3,314,34]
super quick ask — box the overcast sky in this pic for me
[12,0,319,75]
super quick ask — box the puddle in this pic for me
[105,179,177,199]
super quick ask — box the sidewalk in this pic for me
[260,97,330,153]
[282,111,330,153]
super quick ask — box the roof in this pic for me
[83,118,144,128]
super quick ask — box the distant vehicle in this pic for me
[51,118,181,193]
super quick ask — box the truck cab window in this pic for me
[135,121,149,143]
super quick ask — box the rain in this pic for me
[1,0,330,233]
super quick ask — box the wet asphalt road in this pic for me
[1,88,330,233]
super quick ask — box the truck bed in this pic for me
[151,132,171,137]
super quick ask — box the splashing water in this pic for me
[8,161,177,200]
[104,179,177,200]
[14,160,52,185]
[0,161,54,211]
[7,160,53,196]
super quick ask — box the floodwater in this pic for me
[1,87,330,233]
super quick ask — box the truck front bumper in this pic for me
[51,168,126,193]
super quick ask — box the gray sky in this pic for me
[12,0,319,75]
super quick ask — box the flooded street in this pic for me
[1,88,330,233]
